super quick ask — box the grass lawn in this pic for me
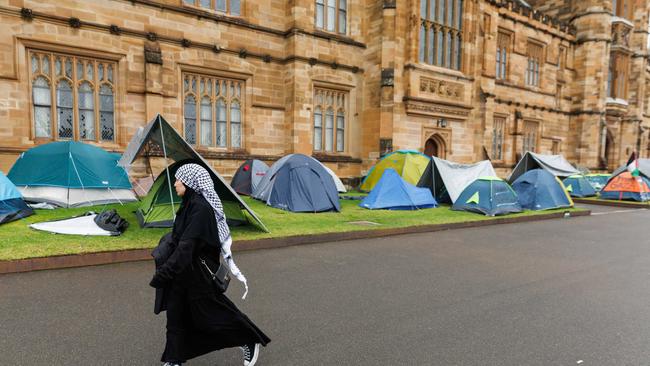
[0,197,586,261]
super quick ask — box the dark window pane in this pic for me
[57,80,73,139]
[184,95,197,145]
[78,82,95,140]
[99,84,114,141]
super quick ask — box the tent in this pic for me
[118,115,267,231]
[512,169,573,210]
[585,174,611,192]
[360,150,430,192]
[230,159,269,196]
[417,157,497,204]
[612,156,650,179]
[8,141,136,207]
[0,171,33,225]
[600,172,650,202]
[321,165,347,193]
[563,175,597,198]
[508,152,580,183]
[136,159,250,227]
[251,154,340,212]
[359,168,437,210]
[452,177,523,216]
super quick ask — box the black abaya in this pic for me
[151,189,270,363]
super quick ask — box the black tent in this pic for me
[231,159,269,196]
[118,114,268,232]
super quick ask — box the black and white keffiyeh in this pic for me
[175,163,249,298]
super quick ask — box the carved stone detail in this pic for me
[405,101,470,118]
[611,21,632,48]
[419,77,464,99]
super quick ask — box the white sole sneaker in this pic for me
[244,343,260,366]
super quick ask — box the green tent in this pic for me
[136,159,247,227]
[119,114,267,231]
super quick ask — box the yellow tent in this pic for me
[360,150,431,192]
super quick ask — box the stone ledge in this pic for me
[573,198,650,209]
[0,209,591,275]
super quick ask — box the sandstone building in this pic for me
[1,0,649,182]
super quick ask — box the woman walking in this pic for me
[149,163,270,366]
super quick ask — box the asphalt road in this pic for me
[1,204,649,365]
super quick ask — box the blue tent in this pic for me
[0,171,33,225]
[256,154,340,212]
[8,141,136,207]
[512,169,573,210]
[452,177,522,216]
[563,175,597,197]
[359,168,437,210]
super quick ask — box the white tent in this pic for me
[417,157,497,204]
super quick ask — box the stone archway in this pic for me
[424,133,446,158]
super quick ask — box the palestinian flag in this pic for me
[626,152,640,177]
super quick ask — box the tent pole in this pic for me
[159,123,176,221]
[69,151,92,207]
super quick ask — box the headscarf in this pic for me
[174,163,249,299]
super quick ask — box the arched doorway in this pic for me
[424,134,446,158]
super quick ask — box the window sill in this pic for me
[606,97,628,107]
[182,3,242,18]
[312,152,362,163]
[405,63,473,82]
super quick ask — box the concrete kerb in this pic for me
[573,198,650,209]
[0,209,591,275]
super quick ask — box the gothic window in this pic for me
[32,77,52,138]
[419,0,463,71]
[491,116,505,161]
[522,121,539,154]
[313,88,347,152]
[314,107,323,151]
[525,42,543,87]
[496,32,510,80]
[183,73,244,149]
[185,0,241,15]
[29,51,115,141]
[315,0,346,35]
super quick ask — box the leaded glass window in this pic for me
[420,0,463,70]
[183,73,244,149]
[314,107,323,151]
[78,82,95,140]
[57,80,73,139]
[313,88,347,152]
[184,95,197,145]
[29,50,116,141]
[32,77,51,138]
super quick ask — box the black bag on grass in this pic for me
[94,209,129,234]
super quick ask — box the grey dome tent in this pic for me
[230,159,269,196]
[118,114,267,232]
[508,152,580,184]
[417,157,497,204]
[252,154,340,212]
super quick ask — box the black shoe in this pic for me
[241,343,260,366]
